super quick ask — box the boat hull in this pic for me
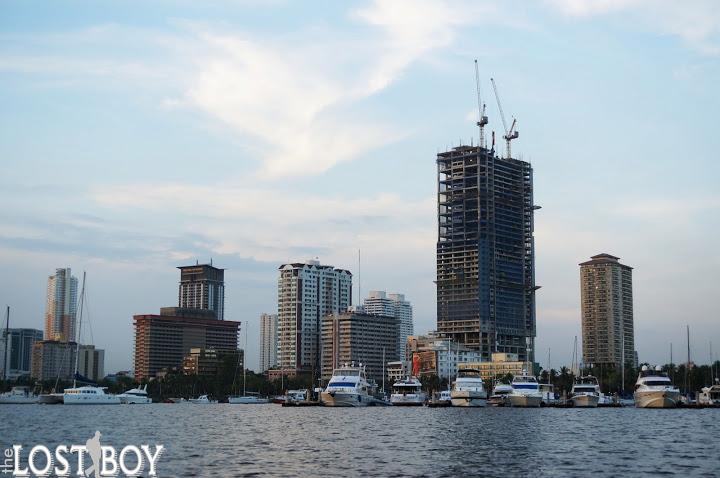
[390,394,426,406]
[320,391,371,407]
[119,396,152,404]
[228,397,271,404]
[487,396,508,407]
[38,393,64,404]
[508,394,542,408]
[570,394,599,408]
[634,390,681,408]
[0,397,38,404]
[451,397,487,407]
[64,395,120,405]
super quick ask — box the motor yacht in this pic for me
[450,367,487,407]
[634,365,681,408]
[0,386,38,404]
[508,374,542,407]
[698,379,720,407]
[569,376,600,408]
[118,384,152,404]
[63,386,121,405]
[320,363,375,407]
[390,377,426,406]
[488,382,513,407]
[539,383,557,406]
[188,394,217,404]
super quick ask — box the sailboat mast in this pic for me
[73,272,87,388]
[3,306,9,381]
[243,321,247,396]
[685,325,690,395]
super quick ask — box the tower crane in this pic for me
[490,77,519,159]
[474,59,488,149]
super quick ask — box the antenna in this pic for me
[474,60,488,148]
[490,77,519,159]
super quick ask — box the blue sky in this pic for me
[1,0,719,373]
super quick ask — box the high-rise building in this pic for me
[277,259,352,376]
[363,291,413,360]
[1,328,43,379]
[133,307,240,381]
[580,253,635,367]
[178,263,225,320]
[45,268,78,342]
[259,313,278,372]
[30,340,77,381]
[77,344,105,382]
[436,145,537,362]
[320,311,399,382]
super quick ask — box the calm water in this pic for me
[1,405,717,477]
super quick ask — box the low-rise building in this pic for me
[386,360,406,384]
[465,352,528,381]
[182,347,243,376]
[77,344,105,382]
[30,340,77,381]
[407,332,481,379]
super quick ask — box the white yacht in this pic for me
[539,383,557,406]
[634,365,681,408]
[0,386,38,404]
[698,379,720,407]
[188,394,217,404]
[390,377,426,406]
[488,382,513,407]
[320,363,375,407]
[228,395,270,404]
[569,376,600,408]
[118,384,152,404]
[63,386,121,405]
[508,374,542,408]
[450,367,487,407]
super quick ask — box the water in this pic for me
[1,405,717,477]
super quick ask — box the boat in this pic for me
[390,376,426,406]
[508,373,543,408]
[38,393,64,404]
[539,383,557,406]
[450,367,487,407]
[188,394,217,404]
[634,365,681,408]
[0,386,38,404]
[569,376,600,408]
[63,386,121,405]
[428,390,452,407]
[320,363,375,407]
[698,379,720,407]
[228,394,270,404]
[118,384,152,404]
[488,382,513,407]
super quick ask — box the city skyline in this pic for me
[1,1,719,373]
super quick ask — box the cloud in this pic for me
[546,0,720,55]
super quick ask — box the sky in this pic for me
[1,0,719,374]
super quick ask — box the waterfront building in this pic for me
[0,328,43,379]
[407,332,481,379]
[363,291,414,361]
[45,268,78,342]
[182,347,242,376]
[259,313,278,372]
[580,253,635,367]
[386,360,406,383]
[464,352,528,381]
[133,307,240,381]
[277,259,352,377]
[178,263,225,320]
[436,145,538,362]
[320,311,399,382]
[30,340,77,381]
[77,344,105,382]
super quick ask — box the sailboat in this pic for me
[229,321,270,404]
[63,272,120,405]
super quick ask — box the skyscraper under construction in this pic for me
[436,143,538,363]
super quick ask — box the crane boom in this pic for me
[490,77,519,159]
[490,77,508,135]
[474,60,488,148]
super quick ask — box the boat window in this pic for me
[643,380,672,387]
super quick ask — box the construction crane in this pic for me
[474,59,488,149]
[490,77,519,159]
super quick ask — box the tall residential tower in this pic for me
[178,263,225,320]
[580,253,635,367]
[363,291,413,360]
[436,145,538,362]
[276,259,352,376]
[259,313,278,372]
[45,268,78,342]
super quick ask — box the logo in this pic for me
[2,431,164,477]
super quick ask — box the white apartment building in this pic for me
[259,313,278,372]
[45,268,78,342]
[277,259,352,375]
[363,291,414,360]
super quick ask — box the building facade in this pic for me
[178,264,225,320]
[1,328,43,379]
[259,313,278,372]
[30,340,77,381]
[407,333,482,380]
[182,347,242,377]
[466,352,528,381]
[321,311,399,382]
[363,291,414,361]
[580,253,635,367]
[45,268,78,342]
[133,307,240,381]
[436,145,537,362]
[77,344,105,382]
[277,260,352,376]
